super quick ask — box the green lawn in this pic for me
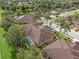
[0,8,4,21]
[0,8,12,59]
[0,50,1,59]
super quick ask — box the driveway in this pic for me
[51,23,79,42]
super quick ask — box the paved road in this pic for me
[59,9,79,17]
[51,23,79,42]
[59,9,79,42]
[42,9,79,42]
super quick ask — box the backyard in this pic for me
[0,9,12,59]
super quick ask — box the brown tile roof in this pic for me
[44,49,74,59]
[23,23,53,46]
[43,40,79,59]
[15,16,34,24]
[71,50,79,57]
[73,20,79,27]
[28,25,53,45]
[74,56,79,59]
[33,21,43,26]
[72,44,79,50]
[73,20,79,24]
[44,39,70,50]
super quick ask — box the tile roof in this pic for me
[15,16,34,24]
[44,49,74,59]
[43,40,79,59]
[23,23,53,46]
[28,25,53,46]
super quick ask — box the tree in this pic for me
[4,24,44,59]
[1,14,15,31]
[71,12,79,20]
[59,20,70,33]
[5,24,28,59]
[5,24,27,48]
[1,17,11,31]
[53,18,71,33]
[23,47,44,59]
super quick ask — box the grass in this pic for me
[0,8,12,59]
[0,50,1,59]
[0,8,4,20]
[57,31,72,40]
[0,28,12,59]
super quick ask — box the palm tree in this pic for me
[53,18,71,33]
[59,20,71,33]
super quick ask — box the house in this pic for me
[59,15,79,30]
[23,23,53,46]
[14,15,35,24]
[15,15,53,46]
[73,20,79,30]
[43,39,79,59]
